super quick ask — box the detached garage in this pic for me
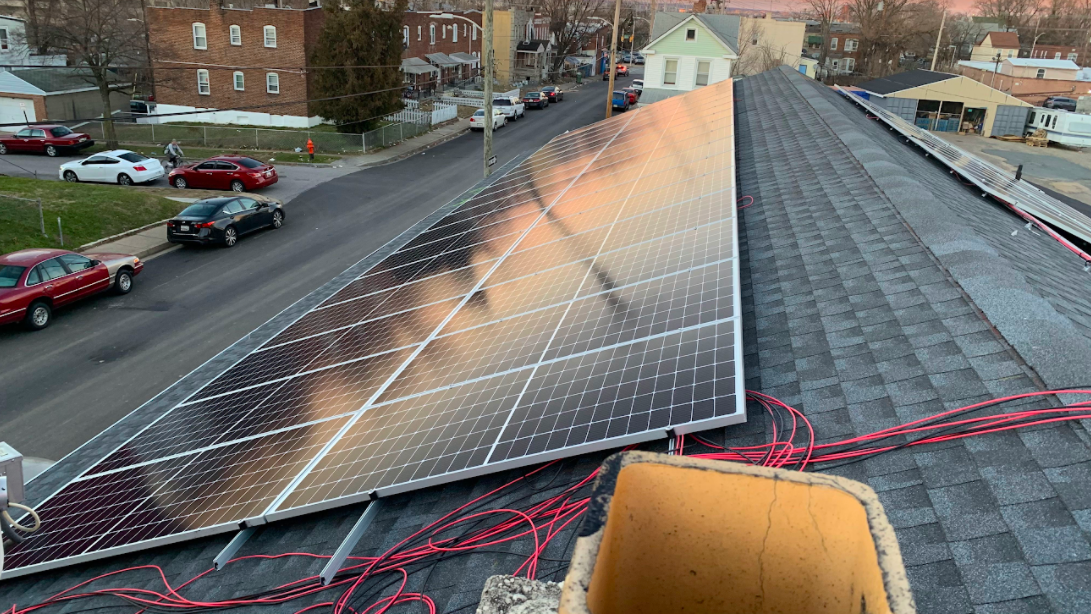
[0,68,130,129]
[856,70,1031,138]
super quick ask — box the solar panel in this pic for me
[1,80,745,577]
[838,87,1091,246]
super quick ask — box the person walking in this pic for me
[306,138,315,162]
[165,140,184,169]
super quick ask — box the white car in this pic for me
[470,108,507,131]
[60,150,165,186]
[492,96,525,121]
[632,79,643,95]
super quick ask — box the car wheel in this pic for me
[223,226,238,247]
[114,268,133,294]
[230,180,245,192]
[173,176,187,189]
[24,300,51,331]
[63,170,78,182]
[271,210,284,229]
[45,145,58,157]
[0,143,7,154]
[117,173,133,186]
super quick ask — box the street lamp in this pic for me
[435,11,494,177]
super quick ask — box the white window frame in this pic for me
[197,69,210,94]
[830,37,837,51]
[266,72,280,94]
[0,29,9,51]
[1068,52,1078,61]
[1036,68,1046,79]
[430,24,435,44]
[443,24,446,39]
[846,39,857,52]
[230,25,241,46]
[417,25,422,40]
[403,25,409,46]
[193,23,207,50]
[843,57,855,72]
[263,25,277,48]
[472,26,477,40]
[663,57,678,85]
[233,71,245,90]
[685,27,697,41]
[694,59,711,86]
[453,24,457,43]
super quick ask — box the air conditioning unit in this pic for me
[0,442,24,506]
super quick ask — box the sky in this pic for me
[705,0,978,15]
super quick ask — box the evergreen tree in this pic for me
[311,0,408,132]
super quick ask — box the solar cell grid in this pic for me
[3,79,744,577]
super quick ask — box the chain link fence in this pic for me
[81,120,434,155]
[0,193,67,248]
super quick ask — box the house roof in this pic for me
[1006,58,1079,70]
[515,39,550,53]
[425,52,459,67]
[959,60,999,73]
[855,69,958,95]
[7,68,124,94]
[449,52,478,64]
[985,31,1021,48]
[7,67,1091,614]
[401,57,439,75]
[648,12,740,54]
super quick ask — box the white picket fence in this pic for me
[387,108,432,124]
[431,102,458,124]
[438,88,521,108]
[386,101,459,125]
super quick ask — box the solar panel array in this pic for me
[838,87,1091,245]
[2,79,744,578]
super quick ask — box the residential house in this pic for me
[0,16,66,72]
[970,30,1020,62]
[1027,44,1085,66]
[146,0,326,128]
[401,11,482,86]
[957,58,1090,105]
[0,67,130,124]
[492,8,533,85]
[640,13,738,104]
[804,22,862,75]
[855,69,1030,137]
[511,12,554,83]
[652,12,801,78]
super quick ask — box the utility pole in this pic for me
[930,8,945,71]
[605,0,622,118]
[990,51,1000,88]
[1030,16,1041,58]
[483,0,494,177]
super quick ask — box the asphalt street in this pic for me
[0,74,634,462]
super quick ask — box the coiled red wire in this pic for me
[9,389,1091,614]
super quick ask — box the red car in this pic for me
[0,249,143,330]
[0,125,94,157]
[169,155,278,192]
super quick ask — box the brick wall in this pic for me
[148,3,325,118]
[402,11,482,61]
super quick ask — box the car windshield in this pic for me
[50,126,73,137]
[236,157,264,169]
[473,110,485,117]
[528,92,540,97]
[0,265,25,288]
[180,202,221,217]
[118,152,149,163]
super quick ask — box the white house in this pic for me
[0,16,66,71]
[639,14,738,105]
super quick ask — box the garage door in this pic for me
[0,97,35,125]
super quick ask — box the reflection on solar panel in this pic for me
[838,87,1091,247]
[2,79,744,577]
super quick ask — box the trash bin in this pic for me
[559,451,916,614]
[576,73,583,84]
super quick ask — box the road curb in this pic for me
[355,125,471,170]
[77,218,170,254]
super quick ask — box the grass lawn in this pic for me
[0,177,187,254]
[83,143,342,165]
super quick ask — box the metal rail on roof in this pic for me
[836,86,1091,253]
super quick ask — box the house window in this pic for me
[197,69,210,94]
[685,28,696,41]
[266,72,280,93]
[1068,53,1078,61]
[233,71,245,90]
[0,29,8,51]
[463,24,467,37]
[695,60,710,86]
[193,23,207,49]
[846,39,857,52]
[472,26,477,40]
[430,24,435,44]
[1007,50,1014,57]
[230,25,241,45]
[264,25,277,48]
[832,59,840,70]
[417,25,422,40]
[403,26,409,46]
[453,24,457,42]
[664,58,678,85]
[844,57,855,72]
[443,24,446,39]
[1036,68,1046,78]
[830,37,838,50]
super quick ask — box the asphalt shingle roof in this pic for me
[5,67,1091,613]
[856,69,958,95]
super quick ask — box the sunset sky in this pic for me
[708,0,979,15]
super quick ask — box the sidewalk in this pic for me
[79,120,471,259]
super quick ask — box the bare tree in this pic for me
[37,0,145,147]
[850,0,936,76]
[25,0,61,55]
[539,0,611,74]
[804,0,841,67]
[946,13,985,62]
[974,0,1041,31]
[734,19,794,75]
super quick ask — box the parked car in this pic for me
[492,96,525,120]
[632,79,644,94]
[612,90,630,111]
[633,53,645,64]
[522,92,549,109]
[620,51,632,63]
[622,88,639,105]
[616,65,629,76]
[166,195,285,248]
[0,125,93,157]
[60,150,165,186]
[470,108,507,131]
[541,86,564,102]
[169,155,278,192]
[0,249,142,330]
[1043,96,1077,111]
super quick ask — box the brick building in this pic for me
[147,0,325,127]
[401,11,482,85]
[805,23,862,74]
[1028,44,1086,67]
